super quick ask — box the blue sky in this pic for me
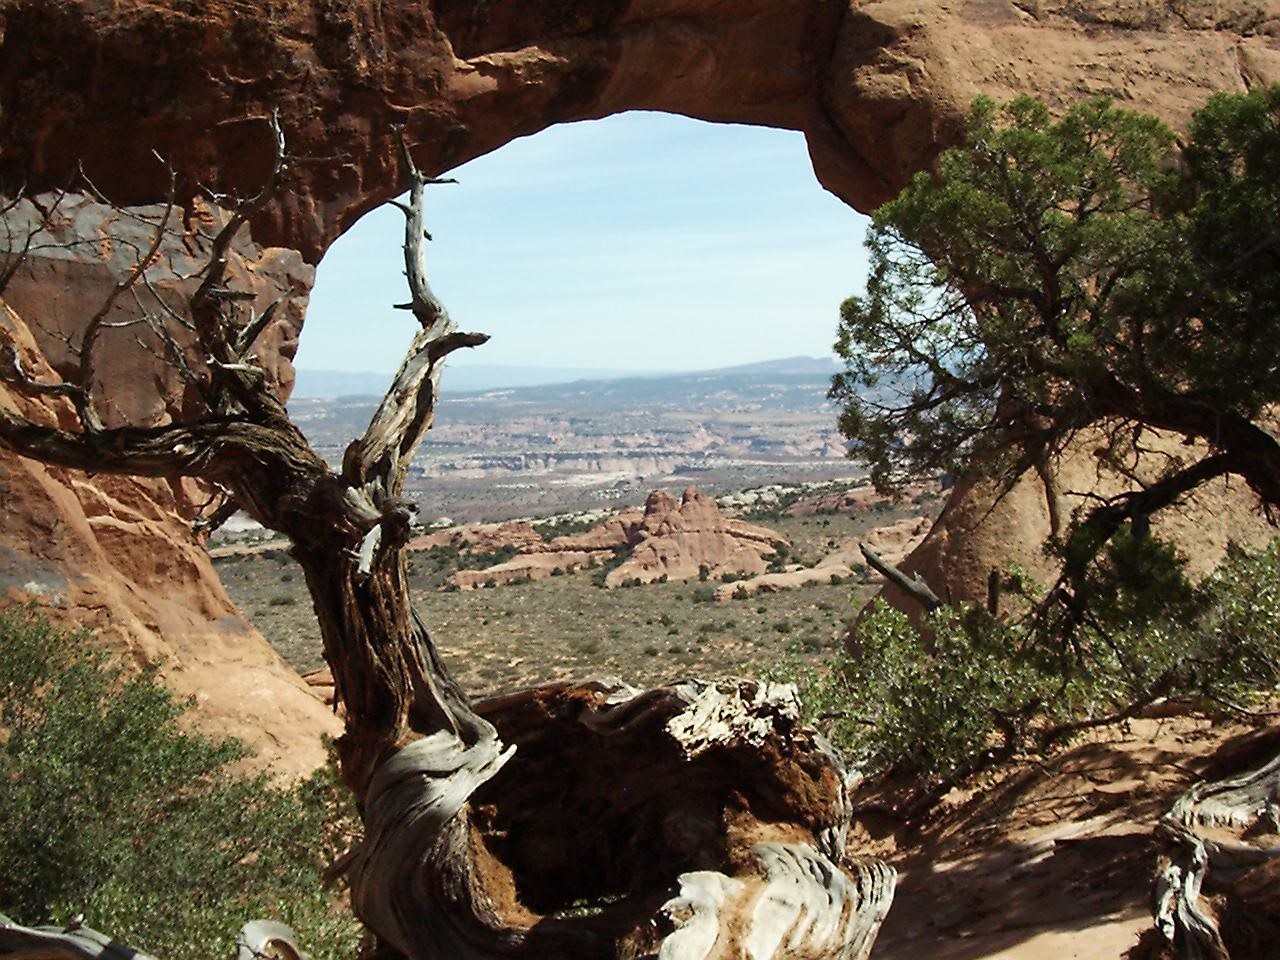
[295,111,871,374]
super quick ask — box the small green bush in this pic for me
[777,539,1280,799]
[591,548,629,588]
[0,607,361,960]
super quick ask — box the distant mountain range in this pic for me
[288,355,855,522]
[291,356,842,398]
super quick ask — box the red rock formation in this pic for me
[3,2,1276,259]
[888,431,1276,614]
[438,488,788,590]
[446,549,609,591]
[410,519,544,554]
[785,480,939,516]
[548,507,645,552]
[0,301,338,777]
[604,487,789,587]
[714,513,931,600]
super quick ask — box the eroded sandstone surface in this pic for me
[0,0,1277,763]
[423,487,788,590]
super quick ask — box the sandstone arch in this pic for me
[1,4,1279,957]
[2,0,1276,753]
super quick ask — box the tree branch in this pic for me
[342,128,487,496]
[76,163,177,432]
[860,543,942,612]
[0,405,270,481]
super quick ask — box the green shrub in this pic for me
[591,548,629,588]
[691,586,717,604]
[778,539,1280,799]
[0,607,361,960]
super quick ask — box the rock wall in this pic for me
[888,430,1277,615]
[0,1,1276,762]
[3,2,1276,256]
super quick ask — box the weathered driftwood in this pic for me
[0,916,303,960]
[1154,747,1280,960]
[859,543,941,613]
[348,677,895,959]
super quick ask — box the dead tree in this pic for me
[0,119,895,960]
[1153,748,1280,960]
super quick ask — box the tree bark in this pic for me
[1154,747,1280,960]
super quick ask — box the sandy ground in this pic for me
[862,713,1280,960]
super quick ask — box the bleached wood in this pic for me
[1154,749,1280,959]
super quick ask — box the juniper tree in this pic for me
[831,89,1280,596]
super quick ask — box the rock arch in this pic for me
[0,0,1276,803]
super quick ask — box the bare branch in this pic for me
[0,403,262,481]
[860,542,942,612]
[77,164,177,432]
[0,339,84,402]
[193,491,240,537]
[190,111,287,320]
[342,128,488,495]
[178,112,294,426]
[392,128,455,333]
[0,914,158,960]
[232,294,288,359]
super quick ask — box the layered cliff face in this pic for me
[0,0,1276,764]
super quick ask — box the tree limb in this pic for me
[861,542,942,612]
[76,163,177,432]
[0,915,159,960]
[342,129,487,496]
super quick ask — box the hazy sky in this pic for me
[295,111,871,375]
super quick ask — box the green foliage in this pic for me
[831,88,1280,523]
[780,541,1280,795]
[532,514,604,540]
[0,607,361,959]
[591,547,629,588]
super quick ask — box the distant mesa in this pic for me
[291,364,656,398]
[416,486,790,591]
[291,356,840,399]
